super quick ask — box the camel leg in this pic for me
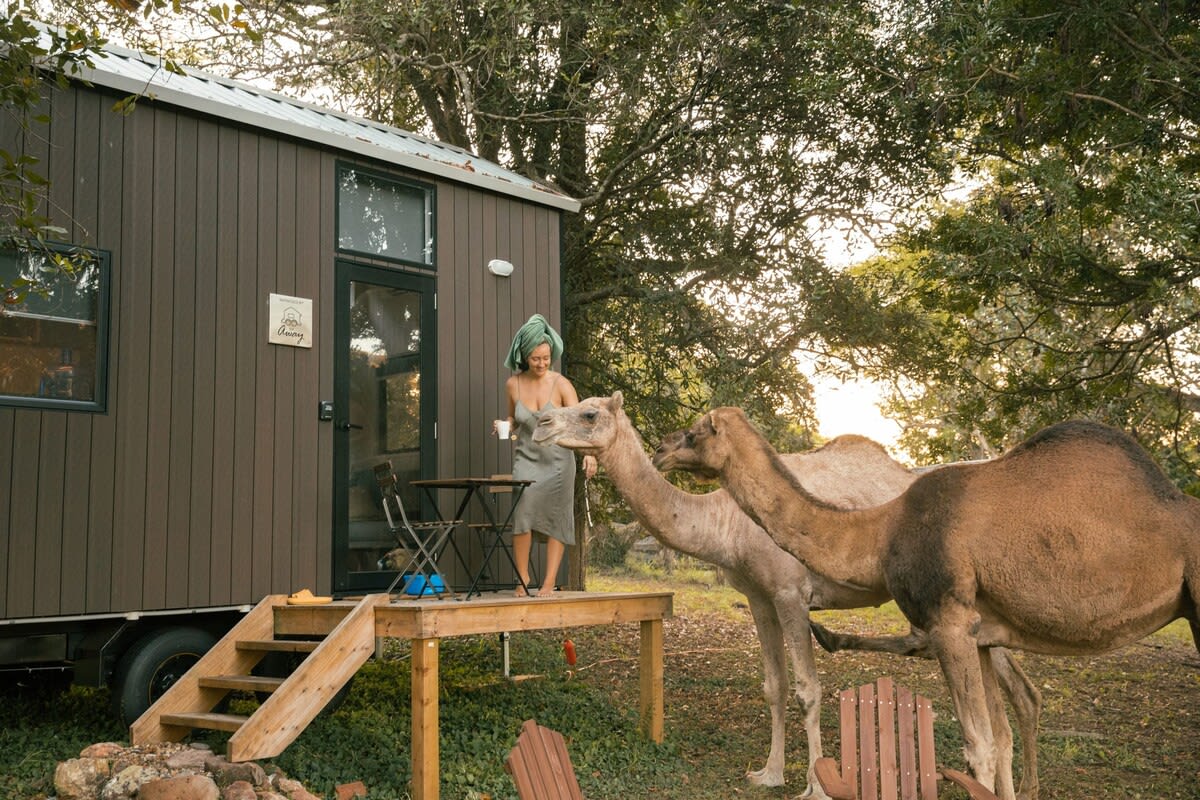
[812,622,1039,799]
[810,620,928,656]
[980,649,1017,800]
[742,594,790,788]
[990,649,1041,800]
[931,616,1003,797]
[775,596,831,800]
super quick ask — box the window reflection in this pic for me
[0,244,108,409]
[337,166,433,264]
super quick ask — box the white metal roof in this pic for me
[74,40,581,213]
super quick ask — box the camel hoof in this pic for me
[798,782,832,800]
[745,767,784,787]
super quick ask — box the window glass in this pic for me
[337,166,433,265]
[0,244,108,410]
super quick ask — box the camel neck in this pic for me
[723,445,891,590]
[599,418,741,565]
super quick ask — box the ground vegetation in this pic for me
[2,566,1196,799]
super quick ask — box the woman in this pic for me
[498,314,597,596]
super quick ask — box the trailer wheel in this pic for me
[112,627,217,727]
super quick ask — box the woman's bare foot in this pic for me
[536,586,558,597]
[514,585,529,598]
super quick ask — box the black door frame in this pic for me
[331,259,438,593]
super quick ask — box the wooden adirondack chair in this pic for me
[813,677,999,800]
[504,719,585,800]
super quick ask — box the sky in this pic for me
[808,371,903,452]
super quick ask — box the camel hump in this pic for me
[820,434,890,455]
[1007,419,1183,501]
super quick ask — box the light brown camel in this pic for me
[662,407,1200,800]
[532,393,1041,798]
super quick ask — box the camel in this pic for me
[662,407,1200,800]
[531,393,1042,798]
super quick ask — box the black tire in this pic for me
[111,626,217,727]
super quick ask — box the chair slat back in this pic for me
[504,719,585,800]
[837,677,942,800]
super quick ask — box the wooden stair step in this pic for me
[236,639,321,654]
[161,711,248,733]
[199,674,286,692]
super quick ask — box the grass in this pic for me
[2,558,1198,799]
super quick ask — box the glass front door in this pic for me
[333,261,436,593]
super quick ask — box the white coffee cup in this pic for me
[495,419,511,439]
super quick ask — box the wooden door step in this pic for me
[199,674,285,692]
[235,639,321,654]
[161,711,248,733]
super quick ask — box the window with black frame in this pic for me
[0,242,110,411]
[336,164,433,266]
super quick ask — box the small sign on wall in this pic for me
[268,293,314,348]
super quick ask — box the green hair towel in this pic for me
[504,313,563,371]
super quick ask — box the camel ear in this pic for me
[706,409,722,434]
[610,390,624,411]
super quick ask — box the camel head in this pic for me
[652,407,745,481]
[533,391,625,453]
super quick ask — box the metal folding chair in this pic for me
[374,461,461,597]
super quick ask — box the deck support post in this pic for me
[639,618,664,742]
[412,637,440,800]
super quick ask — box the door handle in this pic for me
[337,421,364,431]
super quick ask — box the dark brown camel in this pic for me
[660,409,1200,800]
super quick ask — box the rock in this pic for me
[54,758,111,800]
[138,774,220,800]
[165,749,212,770]
[335,780,368,800]
[53,742,322,800]
[102,764,162,800]
[80,743,126,759]
[219,779,258,800]
[211,760,267,788]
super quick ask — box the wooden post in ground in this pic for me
[639,618,664,742]
[411,637,440,800]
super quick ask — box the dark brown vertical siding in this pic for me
[230,129,259,599]
[271,141,297,591]
[188,118,219,607]
[251,138,277,599]
[143,109,178,609]
[7,411,39,614]
[209,124,241,604]
[165,113,198,610]
[111,99,154,613]
[86,89,123,614]
[292,146,324,590]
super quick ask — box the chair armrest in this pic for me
[939,766,1000,800]
[813,757,856,800]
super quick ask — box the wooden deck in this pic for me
[132,590,673,800]
[286,590,673,800]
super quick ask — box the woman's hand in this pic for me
[582,454,598,479]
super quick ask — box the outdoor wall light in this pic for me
[487,258,514,277]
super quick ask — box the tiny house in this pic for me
[0,36,579,723]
